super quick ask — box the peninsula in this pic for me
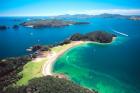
[0,31,116,93]
[41,31,116,76]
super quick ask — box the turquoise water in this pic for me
[52,18,140,93]
[53,37,140,93]
[1,17,140,93]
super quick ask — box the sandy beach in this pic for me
[41,37,116,76]
[42,41,85,76]
[41,38,117,76]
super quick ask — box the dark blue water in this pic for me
[0,17,140,93]
[1,17,140,59]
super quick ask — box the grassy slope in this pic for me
[16,58,47,86]
[51,44,69,52]
[16,44,70,86]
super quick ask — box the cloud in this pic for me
[66,9,140,15]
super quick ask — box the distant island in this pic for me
[0,25,19,31]
[1,13,140,31]
[0,25,7,30]
[129,16,140,20]
[21,19,90,28]
[49,13,140,20]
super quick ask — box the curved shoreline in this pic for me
[42,38,116,76]
[42,41,85,76]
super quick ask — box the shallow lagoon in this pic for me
[53,37,140,93]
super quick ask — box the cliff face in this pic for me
[70,31,116,43]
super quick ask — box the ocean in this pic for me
[0,17,140,93]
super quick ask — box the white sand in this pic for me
[41,38,116,76]
[42,41,84,76]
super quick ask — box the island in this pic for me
[0,25,7,30]
[49,13,140,21]
[129,16,140,20]
[0,31,116,93]
[21,19,90,28]
[0,25,20,31]
[49,13,129,19]
[12,25,19,29]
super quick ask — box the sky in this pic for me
[0,0,140,16]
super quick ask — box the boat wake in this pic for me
[112,29,128,36]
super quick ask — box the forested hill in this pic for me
[5,76,97,93]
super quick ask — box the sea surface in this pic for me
[0,17,140,93]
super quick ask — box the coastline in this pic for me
[42,37,116,77]
[42,41,85,76]
[85,37,116,45]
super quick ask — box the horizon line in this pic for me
[1,9,140,17]
[0,13,140,17]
